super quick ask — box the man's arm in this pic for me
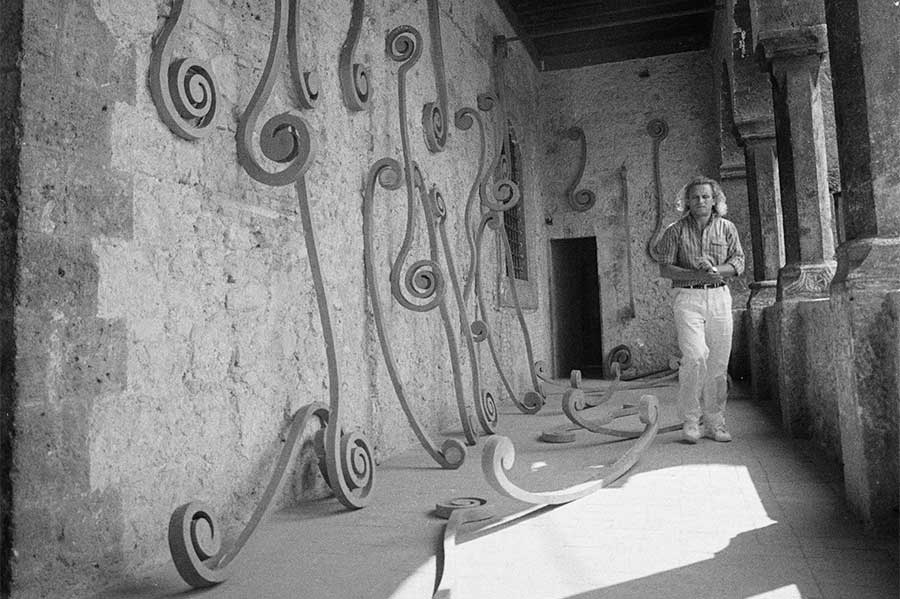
[659,263,724,283]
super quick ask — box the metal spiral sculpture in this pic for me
[363,159,468,469]
[288,0,320,109]
[149,0,218,140]
[564,126,596,211]
[482,395,660,505]
[168,3,375,586]
[432,497,494,598]
[646,118,669,261]
[422,0,449,152]
[454,105,540,415]
[541,363,679,443]
[339,0,371,111]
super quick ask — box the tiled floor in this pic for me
[97,380,898,599]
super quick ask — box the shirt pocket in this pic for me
[708,241,728,264]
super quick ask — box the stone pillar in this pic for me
[824,0,900,533]
[738,122,783,406]
[758,25,838,437]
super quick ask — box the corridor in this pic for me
[96,381,898,599]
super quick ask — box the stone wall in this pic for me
[537,52,734,375]
[8,1,545,596]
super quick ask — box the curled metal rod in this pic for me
[339,0,370,110]
[432,497,495,598]
[149,0,218,140]
[482,395,660,505]
[363,159,467,469]
[423,0,449,152]
[168,403,330,588]
[564,126,596,211]
[431,188,498,434]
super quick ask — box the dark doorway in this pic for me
[550,236,602,378]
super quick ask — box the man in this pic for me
[656,176,745,443]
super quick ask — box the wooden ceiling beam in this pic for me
[527,6,717,39]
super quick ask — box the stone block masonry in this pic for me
[7,0,548,597]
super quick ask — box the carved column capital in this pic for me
[777,261,837,300]
[757,24,828,81]
[735,117,776,147]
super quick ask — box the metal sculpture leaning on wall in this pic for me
[339,0,371,111]
[454,96,544,414]
[149,0,218,140]
[564,126,597,212]
[423,0,450,152]
[646,117,669,260]
[162,1,375,587]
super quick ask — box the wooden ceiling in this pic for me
[494,0,721,71]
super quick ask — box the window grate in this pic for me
[499,122,528,281]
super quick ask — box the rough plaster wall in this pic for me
[538,52,720,373]
[10,0,544,596]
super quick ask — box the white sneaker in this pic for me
[682,420,700,444]
[705,423,732,442]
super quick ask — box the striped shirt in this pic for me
[656,213,745,288]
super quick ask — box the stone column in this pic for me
[737,121,783,406]
[758,25,837,437]
[824,0,900,532]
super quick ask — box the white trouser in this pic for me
[673,286,733,427]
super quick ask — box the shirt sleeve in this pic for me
[725,221,745,276]
[655,222,679,266]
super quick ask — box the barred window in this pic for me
[498,122,528,281]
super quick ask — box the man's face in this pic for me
[687,183,714,220]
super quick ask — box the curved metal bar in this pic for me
[339,0,370,111]
[148,0,218,140]
[476,92,520,213]
[433,498,494,599]
[363,159,467,469]
[422,0,449,152]
[564,126,596,211]
[497,216,546,402]
[168,403,329,587]
[471,213,542,415]
[646,118,669,261]
[482,395,660,505]
[454,106,489,305]
[385,26,446,313]
[288,0,319,109]
[619,164,636,318]
[235,0,315,186]
[295,179,375,509]
[413,168,478,444]
[431,188,498,434]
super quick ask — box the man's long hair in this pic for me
[674,176,728,216]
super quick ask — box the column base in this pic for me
[746,281,777,404]
[831,237,900,533]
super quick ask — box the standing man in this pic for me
[656,176,745,443]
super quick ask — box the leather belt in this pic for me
[681,282,726,289]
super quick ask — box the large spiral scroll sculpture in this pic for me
[646,118,669,261]
[482,395,660,505]
[564,126,597,212]
[149,0,218,140]
[454,105,541,415]
[166,1,374,587]
[470,92,547,411]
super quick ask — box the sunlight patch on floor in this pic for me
[388,464,777,599]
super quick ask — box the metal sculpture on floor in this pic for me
[165,1,374,586]
[482,394,660,505]
[149,0,218,140]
